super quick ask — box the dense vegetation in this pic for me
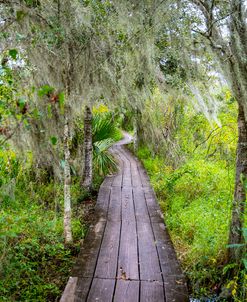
[132,91,247,299]
[0,109,121,301]
[0,0,247,301]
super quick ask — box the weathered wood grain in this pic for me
[87,278,115,302]
[114,280,139,302]
[61,135,188,302]
[118,220,139,280]
[72,221,105,277]
[108,186,121,222]
[140,281,165,302]
[137,222,163,282]
[94,221,121,279]
[133,187,149,222]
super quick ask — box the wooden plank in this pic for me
[121,187,135,222]
[119,149,142,187]
[108,186,121,222]
[118,220,139,280]
[164,276,189,302]
[113,280,139,302]
[140,281,164,302]
[137,163,150,187]
[94,221,121,279]
[152,223,184,277]
[119,150,132,187]
[101,175,114,187]
[87,278,115,302]
[112,173,123,187]
[144,189,164,223]
[60,277,78,302]
[133,188,149,222]
[94,186,111,221]
[112,151,123,187]
[74,278,92,302]
[131,162,142,187]
[137,222,162,281]
[72,221,105,277]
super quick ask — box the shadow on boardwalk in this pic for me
[60,134,189,302]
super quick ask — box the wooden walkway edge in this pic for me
[60,134,189,302]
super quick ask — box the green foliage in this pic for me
[93,138,117,175]
[135,94,246,299]
[92,112,121,175]
[0,150,85,301]
[8,49,18,60]
[92,113,119,143]
[50,136,58,146]
[38,85,54,97]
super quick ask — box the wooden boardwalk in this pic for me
[60,134,189,302]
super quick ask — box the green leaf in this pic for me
[58,92,65,114]
[243,228,247,242]
[50,136,57,145]
[58,92,65,106]
[243,259,247,270]
[47,103,52,118]
[9,49,18,60]
[16,10,26,21]
[38,85,54,97]
[227,243,246,248]
[17,98,26,110]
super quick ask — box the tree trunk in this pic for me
[83,106,93,191]
[228,103,247,263]
[64,116,73,243]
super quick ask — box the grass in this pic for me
[136,145,237,298]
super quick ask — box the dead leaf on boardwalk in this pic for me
[120,266,127,280]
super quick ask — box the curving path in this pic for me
[60,134,189,302]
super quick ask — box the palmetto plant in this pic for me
[92,113,119,176]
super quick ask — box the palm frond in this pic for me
[93,138,117,175]
[92,114,118,143]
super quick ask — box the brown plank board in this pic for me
[72,221,105,277]
[114,280,139,302]
[94,221,121,279]
[144,188,164,223]
[60,277,78,302]
[94,186,111,221]
[118,150,132,187]
[152,222,184,277]
[87,278,115,302]
[164,276,189,302]
[137,162,150,187]
[101,175,114,187]
[74,278,92,302]
[140,281,165,302]
[112,150,123,187]
[118,220,139,280]
[133,188,150,222]
[137,222,162,281]
[108,186,121,222]
[120,149,142,187]
[131,162,142,187]
[121,187,135,222]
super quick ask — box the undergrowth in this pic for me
[137,146,247,300]
[134,100,247,300]
[0,149,102,301]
